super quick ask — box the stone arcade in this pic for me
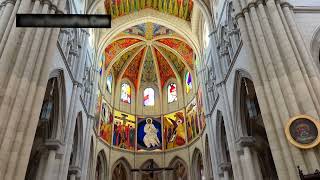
[0,0,320,180]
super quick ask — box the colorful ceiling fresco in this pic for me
[105,38,142,68]
[141,47,158,83]
[157,38,193,68]
[102,22,194,91]
[123,48,145,88]
[104,0,194,21]
[156,45,185,76]
[154,49,175,87]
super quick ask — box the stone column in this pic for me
[0,0,14,41]
[237,136,261,180]
[68,165,81,180]
[0,0,67,179]
[219,163,232,180]
[60,29,89,180]
[42,139,63,180]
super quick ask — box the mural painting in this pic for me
[163,111,186,149]
[137,117,162,151]
[95,91,102,131]
[113,110,136,150]
[186,98,199,142]
[99,99,113,144]
[197,88,206,131]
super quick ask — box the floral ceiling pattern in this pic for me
[103,22,194,90]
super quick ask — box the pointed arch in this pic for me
[139,159,162,180]
[69,112,84,169]
[205,134,214,180]
[111,158,132,180]
[310,25,320,69]
[191,148,204,180]
[96,150,108,180]
[25,69,66,180]
[86,137,95,180]
[168,156,188,180]
[215,110,233,178]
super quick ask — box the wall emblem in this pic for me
[285,115,320,149]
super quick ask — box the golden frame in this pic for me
[285,115,320,149]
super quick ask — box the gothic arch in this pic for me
[69,112,84,167]
[205,134,214,180]
[168,156,188,180]
[139,159,162,180]
[111,158,132,180]
[310,25,320,69]
[86,137,95,180]
[48,69,67,141]
[233,76,278,179]
[215,110,233,178]
[191,148,204,180]
[25,70,67,180]
[96,150,108,180]
[232,69,253,137]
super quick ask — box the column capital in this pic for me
[45,139,63,150]
[68,165,81,176]
[235,12,244,21]
[236,136,256,147]
[218,162,232,172]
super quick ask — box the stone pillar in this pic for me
[0,0,66,179]
[42,139,63,180]
[237,136,261,180]
[60,29,89,180]
[230,0,320,178]
[0,0,14,41]
[68,165,81,180]
[219,162,232,180]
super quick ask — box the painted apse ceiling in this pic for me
[103,22,195,91]
[104,0,194,21]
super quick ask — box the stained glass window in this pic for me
[168,83,177,103]
[143,88,155,106]
[121,83,131,104]
[185,72,192,94]
[106,73,112,93]
[99,54,104,77]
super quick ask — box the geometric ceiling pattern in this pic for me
[104,0,194,21]
[104,22,194,90]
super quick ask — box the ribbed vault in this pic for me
[103,22,194,91]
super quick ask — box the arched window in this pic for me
[121,83,131,104]
[168,83,177,103]
[143,88,155,106]
[106,73,112,93]
[185,72,192,94]
[99,54,104,77]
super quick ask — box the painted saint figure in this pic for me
[143,118,160,148]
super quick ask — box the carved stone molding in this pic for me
[68,165,81,176]
[45,139,63,150]
[218,162,232,172]
[236,136,256,148]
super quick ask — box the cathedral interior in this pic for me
[0,0,320,180]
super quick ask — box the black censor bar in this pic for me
[16,14,111,28]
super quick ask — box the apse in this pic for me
[95,22,206,152]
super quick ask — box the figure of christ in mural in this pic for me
[164,111,186,149]
[143,118,160,148]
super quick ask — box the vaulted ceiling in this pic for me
[103,22,194,90]
[104,0,194,21]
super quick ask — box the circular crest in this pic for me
[285,115,320,149]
